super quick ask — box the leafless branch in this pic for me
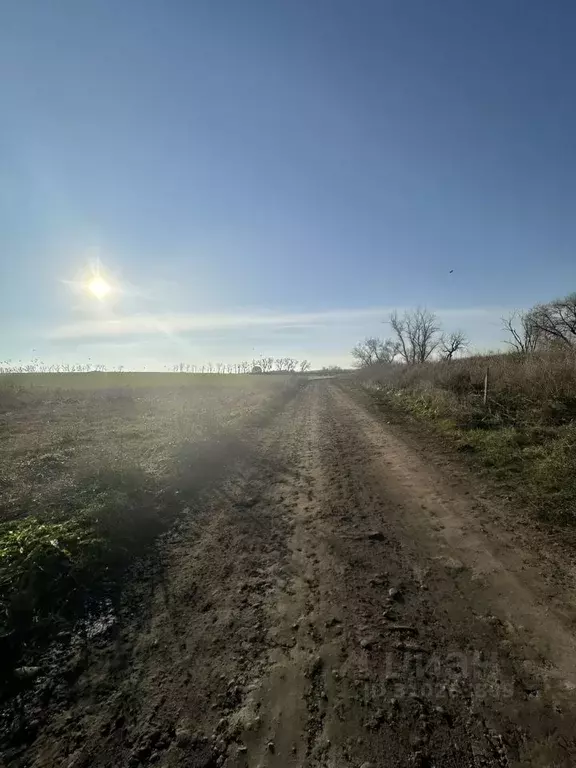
[440,330,468,361]
[389,308,441,364]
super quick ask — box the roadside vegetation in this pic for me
[0,373,300,685]
[353,292,576,525]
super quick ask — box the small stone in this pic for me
[14,666,41,681]
[238,745,247,753]
[367,531,385,541]
[388,587,400,600]
[443,557,465,573]
[360,637,372,649]
[175,727,193,747]
[66,751,87,768]
[267,741,275,752]
[309,656,323,675]
[135,744,152,761]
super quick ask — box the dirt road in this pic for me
[9,380,576,767]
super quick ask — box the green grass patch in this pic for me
[0,468,176,679]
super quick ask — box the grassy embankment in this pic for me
[0,372,298,677]
[359,349,576,524]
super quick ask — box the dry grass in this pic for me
[359,349,576,524]
[0,374,294,521]
[0,373,300,680]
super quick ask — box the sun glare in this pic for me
[87,276,112,300]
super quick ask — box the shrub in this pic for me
[360,347,576,427]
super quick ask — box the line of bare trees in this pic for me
[0,358,313,375]
[172,358,312,374]
[0,358,108,374]
[352,307,468,368]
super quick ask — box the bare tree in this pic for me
[274,357,285,371]
[502,311,540,354]
[299,359,311,373]
[439,330,468,361]
[259,356,274,373]
[351,337,396,367]
[527,293,576,347]
[389,308,441,364]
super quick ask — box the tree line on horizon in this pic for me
[171,357,312,374]
[0,357,321,375]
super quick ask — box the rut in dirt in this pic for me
[6,380,576,768]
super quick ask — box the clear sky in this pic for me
[2,0,575,370]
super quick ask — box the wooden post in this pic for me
[483,366,489,408]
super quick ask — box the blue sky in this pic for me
[2,1,575,369]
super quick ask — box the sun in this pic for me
[87,276,112,300]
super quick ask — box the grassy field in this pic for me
[358,349,576,525]
[0,372,299,680]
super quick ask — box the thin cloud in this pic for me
[49,308,383,340]
[48,306,507,341]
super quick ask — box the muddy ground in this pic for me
[4,379,576,767]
